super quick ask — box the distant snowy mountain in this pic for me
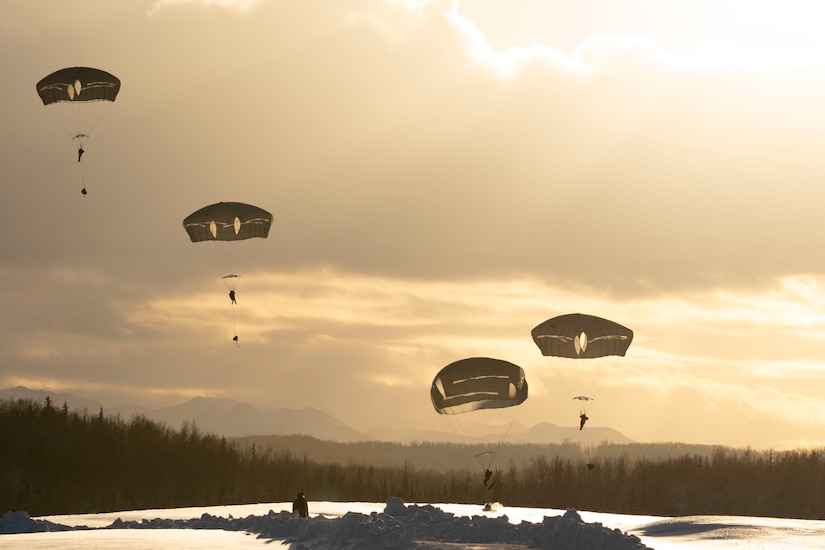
[509,421,635,445]
[0,387,370,443]
[0,386,633,445]
[0,386,103,415]
[147,396,371,442]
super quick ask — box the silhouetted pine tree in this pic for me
[2,397,825,518]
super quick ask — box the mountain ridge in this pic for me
[0,386,633,445]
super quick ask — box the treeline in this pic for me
[232,434,739,472]
[2,397,825,519]
[0,397,441,516]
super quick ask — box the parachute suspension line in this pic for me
[220,234,267,294]
[587,386,602,408]
[557,360,601,417]
[74,133,88,196]
[498,407,521,448]
[225,276,240,346]
[471,400,525,474]
[473,407,525,488]
[474,451,496,474]
[486,402,524,472]
[436,413,497,471]
[227,279,239,347]
[79,153,87,196]
[231,302,239,348]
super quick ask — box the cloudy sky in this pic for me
[3,0,825,450]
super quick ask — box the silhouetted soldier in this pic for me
[293,492,309,518]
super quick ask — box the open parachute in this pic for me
[431,357,529,415]
[36,67,121,195]
[37,67,121,105]
[531,313,633,420]
[531,313,633,359]
[183,201,273,344]
[183,201,273,244]
[431,357,528,477]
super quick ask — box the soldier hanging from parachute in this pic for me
[183,201,273,346]
[431,357,528,492]
[36,67,121,196]
[531,313,633,431]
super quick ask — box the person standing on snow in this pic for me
[293,492,309,518]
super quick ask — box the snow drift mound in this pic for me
[2,498,651,549]
[0,510,76,534]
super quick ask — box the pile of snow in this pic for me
[1,497,650,549]
[0,510,77,534]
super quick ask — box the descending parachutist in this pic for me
[579,413,589,430]
[77,147,84,162]
[182,202,272,347]
[233,334,239,347]
[81,187,87,196]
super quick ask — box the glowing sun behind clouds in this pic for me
[457,0,825,71]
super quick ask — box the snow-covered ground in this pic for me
[3,498,825,549]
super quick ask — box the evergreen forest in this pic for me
[2,397,824,519]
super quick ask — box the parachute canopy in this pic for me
[531,313,633,359]
[431,357,528,416]
[36,67,121,105]
[183,202,273,242]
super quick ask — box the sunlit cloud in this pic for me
[710,281,825,328]
[434,0,825,77]
[148,0,261,16]
[134,268,825,370]
[442,6,633,77]
[630,369,825,426]
[444,2,581,77]
[347,0,437,40]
